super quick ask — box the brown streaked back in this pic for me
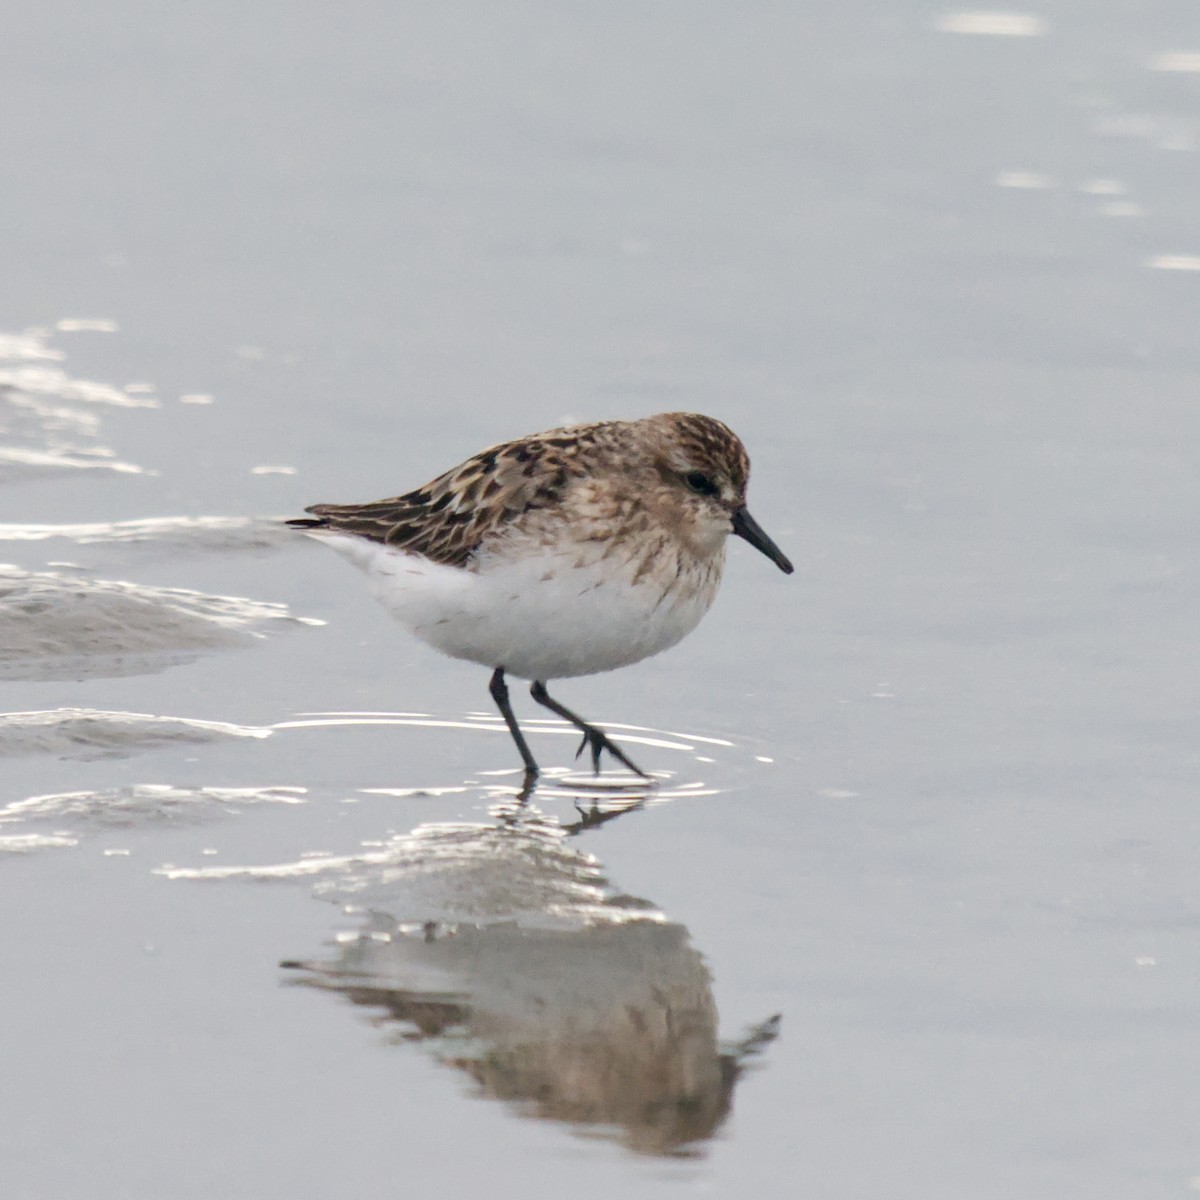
[290,424,613,567]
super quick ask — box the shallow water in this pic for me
[3,3,1200,1197]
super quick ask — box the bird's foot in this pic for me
[573,726,650,778]
[515,767,539,804]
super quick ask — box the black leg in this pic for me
[489,667,539,787]
[528,680,651,778]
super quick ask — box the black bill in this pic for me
[731,507,794,574]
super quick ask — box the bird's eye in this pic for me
[685,471,719,497]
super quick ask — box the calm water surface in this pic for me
[2,3,1200,1197]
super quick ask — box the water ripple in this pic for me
[0,783,306,837]
[0,708,271,760]
[0,515,289,553]
[0,564,321,680]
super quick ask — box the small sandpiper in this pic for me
[288,412,792,782]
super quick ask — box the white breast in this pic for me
[312,532,724,681]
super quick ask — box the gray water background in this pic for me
[2,2,1200,1196]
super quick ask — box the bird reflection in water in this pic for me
[282,794,777,1157]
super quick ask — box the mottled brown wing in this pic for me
[290,429,597,567]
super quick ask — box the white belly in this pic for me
[313,533,722,681]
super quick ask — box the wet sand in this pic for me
[3,4,1200,1197]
